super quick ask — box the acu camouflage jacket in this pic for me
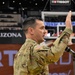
[14,28,72,75]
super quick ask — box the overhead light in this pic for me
[35,3,37,5]
[2,2,5,4]
[13,1,15,3]
[22,8,24,10]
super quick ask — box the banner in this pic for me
[0,30,25,44]
[0,44,75,75]
[44,21,75,27]
[49,52,74,75]
[0,44,21,75]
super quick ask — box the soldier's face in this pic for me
[33,20,46,44]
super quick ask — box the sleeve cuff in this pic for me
[63,28,73,35]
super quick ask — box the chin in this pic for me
[41,39,44,42]
[39,40,43,44]
[39,38,44,43]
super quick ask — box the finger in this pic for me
[66,11,72,20]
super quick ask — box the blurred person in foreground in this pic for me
[14,11,73,75]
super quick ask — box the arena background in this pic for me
[0,0,75,75]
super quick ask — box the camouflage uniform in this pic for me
[14,28,72,75]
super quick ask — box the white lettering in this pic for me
[57,1,69,3]
[52,1,69,4]
[0,52,3,67]
[49,70,71,75]
[0,51,73,67]
[55,54,72,65]
[0,33,22,37]
[4,50,17,66]
[60,54,71,65]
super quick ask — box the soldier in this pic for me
[14,11,73,75]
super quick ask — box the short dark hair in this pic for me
[22,17,42,33]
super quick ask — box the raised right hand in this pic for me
[65,11,72,30]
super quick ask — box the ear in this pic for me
[28,27,34,34]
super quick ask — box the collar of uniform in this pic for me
[25,39,38,44]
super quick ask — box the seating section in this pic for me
[0,14,22,30]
